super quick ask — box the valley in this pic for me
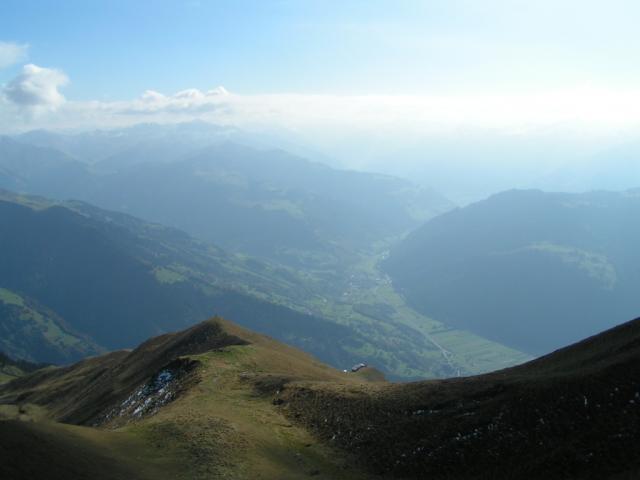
[0,129,531,379]
[302,249,529,378]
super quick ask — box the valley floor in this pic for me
[302,249,531,378]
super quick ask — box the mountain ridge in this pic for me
[2,315,639,479]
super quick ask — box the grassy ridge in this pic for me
[3,316,639,479]
[0,318,379,479]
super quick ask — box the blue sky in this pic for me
[3,0,640,100]
[2,1,640,198]
[2,0,640,160]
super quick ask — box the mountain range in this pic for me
[1,126,452,267]
[0,124,530,379]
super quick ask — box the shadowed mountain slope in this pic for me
[0,190,363,368]
[279,316,640,479]
[384,188,640,354]
[0,352,45,385]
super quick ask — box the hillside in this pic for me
[279,316,640,479]
[2,316,639,479]
[384,189,640,354]
[0,189,527,379]
[0,190,363,367]
[0,287,102,364]
[0,317,379,480]
[0,352,44,384]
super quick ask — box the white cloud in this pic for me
[0,41,28,69]
[3,82,640,159]
[121,86,229,114]
[3,64,68,109]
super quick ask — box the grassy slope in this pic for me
[2,317,639,479]
[0,372,18,384]
[127,327,376,480]
[0,409,178,480]
[0,318,378,480]
[0,352,46,385]
[279,316,640,479]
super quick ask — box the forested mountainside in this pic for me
[0,191,361,366]
[385,189,640,354]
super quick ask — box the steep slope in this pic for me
[0,190,363,367]
[0,287,101,364]
[0,319,247,424]
[384,189,640,354]
[2,316,639,479]
[0,317,377,480]
[278,316,640,479]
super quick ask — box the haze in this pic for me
[2,0,640,202]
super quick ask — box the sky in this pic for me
[2,0,640,195]
[2,0,640,96]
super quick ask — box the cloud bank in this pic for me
[120,86,230,114]
[3,66,640,161]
